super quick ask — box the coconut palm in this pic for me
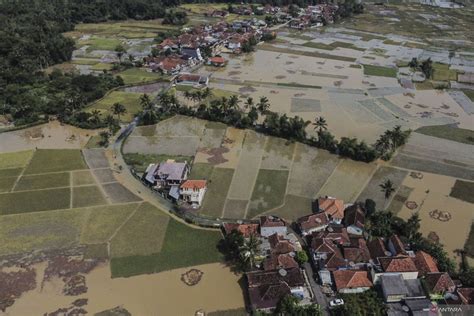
[90,109,101,124]
[380,179,396,199]
[239,234,261,270]
[313,116,327,133]
[228,95,240,110]
[244,97,254,110]
[140,94,153,111]
[257,96,270,114]
[111,103,126,122]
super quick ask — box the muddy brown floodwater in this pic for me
[5,262,246,315]
[0,121,99,153]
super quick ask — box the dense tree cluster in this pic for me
[0,0,169,127]
[365,199,456,274]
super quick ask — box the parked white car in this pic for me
[329,298,344,307]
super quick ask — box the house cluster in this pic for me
[223,216,313,312]
[295,196,473,314]
[144,18,270,75]
[143,160,207,207]
[222,195,474,313]
[288,4,339,30]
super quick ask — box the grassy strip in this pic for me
[432,63,457,81]
[200,168,234,218]
[415,125,474,145]
[363,64,397,78]
[0,187,71,215]
[15,172,70,191]
[248,169,289,219]
[462,89,474,102]
[0,150,34,169]
[72,185,107,208]
[123,153,193,173]
[23,149,87,175]
[277,82,322,89]
[258,43,357,62]
[450,180,474,204]
[110,217,223,278]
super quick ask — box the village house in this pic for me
[317,197,345,224]
[424,272,455,298]
[156,56,186,75]
[372,256,419,283]
[247,268,306,312]
[387,235,408,256]
[174,73,209,87]
[207,56,227,67]
[143,160,190,198]
[263,253,299,271]
[380,274,426,303]
[222,222,259,238]
[333,270,373,294]
[296,212,329,236]
[367,237,391,263]
[179,179,207,207]
[412,250,439,275]
[259,216,287,237]
[343,204,365,236]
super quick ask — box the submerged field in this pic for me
[124,115,474,261]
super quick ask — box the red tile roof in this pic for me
[248,283,291,310]
[378,256,418,273]
[246,267,304,288]
[457,288,474,304]
[318,197,345,220]
[413,251,439,275]
[209,56,226,64]
[297,212,329,232]
[263,254,299,271]
[343,239,371,263]
[268,233,295,255]
[180,180,207,190]
[159,57,185,71]
[222,223,259,238]
[312,227,350,245]
[333,270,373,291]
[425,272,455,294]
[260,216,285,228]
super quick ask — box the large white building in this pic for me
[180,180,207,207]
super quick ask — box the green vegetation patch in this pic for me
[85,135,103,149]
[79,36,123,51]
[464,222,474,258]
[14,172,70,191]
[110,216,223,277]
[72,170,96,186]
[432,63,457,81]
[189,163,214,180]
[110,202,170,258]
[23,149,86,175]
[88,91,142,123]
[124,153,193,173]
[0,150,34,169]
[0,168,22,178]
[363,64,397,78]
[80,203,140,245]
[0,209,87,256]
[0,187,71,215]
[415,125,474,145]
[117,68,166,85]
[450,180,474,204]
[90,63,113,71]
[71,58,100,65]
[72,185,107,208]
[248,169,289,218]
[200,168,234,218]
[462,89,474,102]
[270,194,313,221]
[0,177,17,193]
[277,82,322,89]
[208,308,247,316]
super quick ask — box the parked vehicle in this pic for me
[329,298,344,307]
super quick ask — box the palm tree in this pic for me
[257,96,270,114]
[313,116,327,133]
[140,94,153,111]
[201,87,212,100]
[228,95,240,110]
[90,109,101,124]
[374,133,391,154]
[380,179,396,199]
[111,102,126,122]
[244,97,254,110]
[239,234,261,270]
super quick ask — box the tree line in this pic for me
[134,88,410,163]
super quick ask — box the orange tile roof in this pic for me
[379,256,418,273]
[209,56,226,64]
[297,213,329,232]
[180,180,207,190]
[413,251,439,275]
[223,223,259,238]
[425,272,454,294]
[263,254,299,271]
[389,235,407,255]
[333,270,373,291]
[318,197,345,220]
